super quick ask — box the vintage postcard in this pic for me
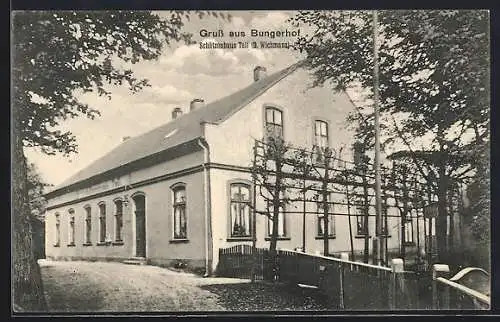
[11,10,490,314]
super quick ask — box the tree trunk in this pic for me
[322,177,329,257]
[436,163,448,263]
[12,112,47,311]
[362,174,370,263]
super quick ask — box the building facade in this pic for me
[44,62,426,274]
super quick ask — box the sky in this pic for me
[25,10,311,187]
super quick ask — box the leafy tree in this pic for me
[290,10,489,262]
[251,137,294,258]
[12,10,222,311]
[27,162,51,220]
[26,163,51,260]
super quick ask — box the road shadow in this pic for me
[41,266,105,312]
[199,281,331,311]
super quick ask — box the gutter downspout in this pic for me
[197,136,212,277]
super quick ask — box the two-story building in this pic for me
[44,61,425,274]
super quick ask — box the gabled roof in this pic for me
[48,61,303,196]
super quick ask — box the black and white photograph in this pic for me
[11,9,491,313]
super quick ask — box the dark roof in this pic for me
[49,61,303,195]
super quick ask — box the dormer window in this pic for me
[265,107,283,139]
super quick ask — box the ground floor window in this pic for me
[55,213,60,246]
[114,200,123,242]
[172,185,187,239]
[317,193,335,237]
[230,183,252,237]
[68,210,75,245]
[84,206,92,244]
[404,218,414,243]
[356,208,367,236]
[267,199,286,238]
[99,203,107,243]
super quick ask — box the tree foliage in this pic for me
[251,137,295,256]
[27,162,52,221]
[12,11,200,155]
[11,10,223,310]
[290,10,490,260]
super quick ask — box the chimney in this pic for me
[190,98,205,111]
[253,66,267,82]
[172,107,183,120]
[122,136,131,142]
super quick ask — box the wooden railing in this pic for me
[432,265,490,310]
[277,249,420,310]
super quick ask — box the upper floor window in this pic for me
[314,120,329,148]
[54,213,61,246]
[172,184,187,239]
[114,200,124,242]
[265,107,283,139]
[317,193,335,237]
[229,183,252,238]
[84,206,92,245]
[68,209,75,246]
[98,203,107,243]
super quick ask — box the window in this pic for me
[314,120,329,163]
[317,193,335,237]
[84,206,92,244]
[356,206,368,236]
[266,193,286,238]
[314,120,329,148]
[172,185,187,239]
[265,107,283,139]
[230,183,252,238]
[54,213,60,246]
[68,209,75,245]
[98,203,107,243]
[404,217,414,243]
[114,200,123,242]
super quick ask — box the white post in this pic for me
[432,264,450,309]
[372,9,383,267]
[390,258,404,309]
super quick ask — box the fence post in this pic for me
[390,258,404,309]
[432,264,450,309]
[339,252,349,309]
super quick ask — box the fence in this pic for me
[217,245,272,281]
[217,246,489,310]
[432,265,490,310]
[276,249,423,310]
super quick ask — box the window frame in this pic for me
[404,216,414,244]
[264,105,284,139]
[67,209,75,246]
[83,205,92,245]
[314,119,329,148]
[227,180,253,241]
[114,199,124,243]
[54,213,61,247]
[171,183,188,240]
[316,192,336,238]
[98,202,107,244]
[265,191,289,240]
[355,206,369,237]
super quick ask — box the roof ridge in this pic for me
[47,61,303,195]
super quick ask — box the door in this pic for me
[134,195,146,258]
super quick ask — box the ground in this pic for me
[39,260,329,312]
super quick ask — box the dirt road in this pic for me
[39,260,328,312]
